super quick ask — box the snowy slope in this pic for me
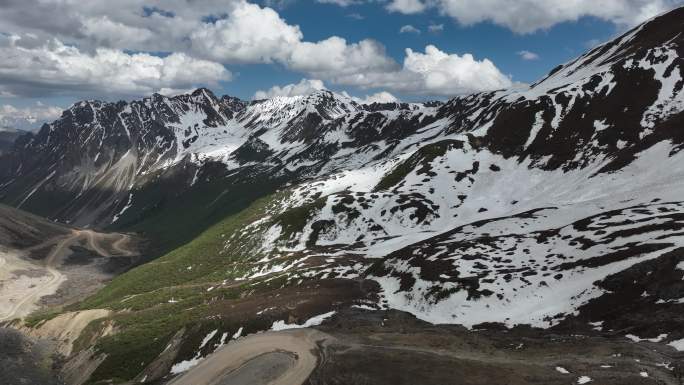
[219,8,684,336]
[0,5,683,344]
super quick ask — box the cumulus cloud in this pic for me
[80,15,156,49]
[331,45,511,96]
[253,79,326,99]
[517,50,540,60]
[0,103,64,130]
[189,2,302,63]
[189,2,398,82]
[399,25,421,34]
[0,1,398,97]
[400,45,512,94]
[0,0,233,54]
[341,90,400,104]
[433,0,679,34]
[386,0,428,14]
[157,87,197,97]
[286,37,397,79]
[0,35,230,97]
[358,91,400,104]
[184,2,398,82]
[0,0,519,99]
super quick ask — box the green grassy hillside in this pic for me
[46,187,368,384]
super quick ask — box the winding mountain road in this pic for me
[0,230,134,322]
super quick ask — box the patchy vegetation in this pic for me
[374,140,464,191]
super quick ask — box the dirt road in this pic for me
[168,329,329,385]
[0,245,66,322]
[0,230,135,322]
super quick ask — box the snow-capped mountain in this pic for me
[0,85,441,231]
[1,5,684,342]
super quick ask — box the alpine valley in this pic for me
[1,7,684,385]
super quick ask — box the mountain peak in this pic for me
[191,87,214,96]
[531,6,684,95]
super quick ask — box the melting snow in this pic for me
[668,338,684,351]
[625,333,668,343]
[271,311,336,331]
[231,326,243,339]
[169,329,217,374]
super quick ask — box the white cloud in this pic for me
[0,103,64,130]
[0,1,397,98]
[332,45,511,96]
[189,2,302,64]
[341,90,400,104]
[286,37,397,79]
[157,87,197,97]
[517,50,540,60]
[359,91,400,104]
[0,0,521,99]
[433,0,679,34]
[188,2,397,82]
[253,79,327,99]
[401,45,512,94]
[79,15,156,49]
[347,13,365,20]
[0,35,230,97]
[399,25,421,34]
[428,23,445,33]
[386,0,427,14]
[0,0,243,53]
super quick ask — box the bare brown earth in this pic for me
[0,229,139,322]
[19,309,112,356]
[0,205,143,385]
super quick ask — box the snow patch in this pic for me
[556,366,570,374]
[625,333,667,343]
[271,311,336,331]
[232,326,244,339]
[169,329,218,374]
[668,338,684,351]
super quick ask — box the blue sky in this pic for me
[229,0,619,100]
[0,0,680,129]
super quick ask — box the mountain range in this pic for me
[1,6,683,385]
